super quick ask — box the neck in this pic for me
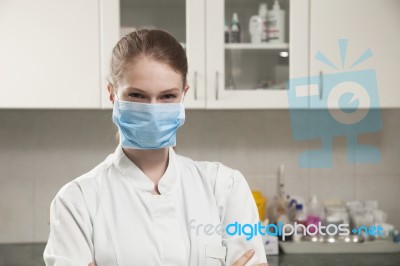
[122,147,169,185]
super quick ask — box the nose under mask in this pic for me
[112,96,185,149]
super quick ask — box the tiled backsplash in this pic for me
[0,109,399,243]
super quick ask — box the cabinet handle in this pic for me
[193,71,198,100]
[319,71,323,100]
[215,71,219,100]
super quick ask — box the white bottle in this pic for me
[249,3,268,44]
[293,204,307,242]
[249,17,262,43]
[267,0,285,43]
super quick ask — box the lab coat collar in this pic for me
[112,145,179,194]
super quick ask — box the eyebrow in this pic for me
[126,87,180,93]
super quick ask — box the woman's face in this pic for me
[109,56,189,104]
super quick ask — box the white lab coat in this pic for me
[43,145,268,266]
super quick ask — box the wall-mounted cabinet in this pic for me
[205,0,309,109]
[100,0,206,109]
[100,0,309,109]
[0,0,101,108]
[308,0,400,109]
[98,0,400,110]
[1,0,398,109]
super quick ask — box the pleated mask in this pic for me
[112,96,185,149]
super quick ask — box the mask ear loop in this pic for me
[114,89,120,102]
[113,90,122,113]
[180,92,185,103]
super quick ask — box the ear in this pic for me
[107,84,114,104]
[183,84,190,97]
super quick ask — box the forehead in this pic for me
[120,56,182,90]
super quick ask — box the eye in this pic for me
[128,93,145,99]
[161,94,177,100]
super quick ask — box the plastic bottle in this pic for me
[287,198,298,222]
[259,3,268,43]
[306,195,323,235]
[394,230,400,243]
[249,15,262,43]
[229,13,241,43]
[252,191,267,220]
[224,20,230,43]
[249,3,268,44]
[267,0,285,43]
[295,204,307,224]
[293,204,307,242]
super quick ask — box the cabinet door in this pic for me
[0,0,101,108]
[100,0,206,109]
[309,0,400,109]
[205,0,309,109]
[100,0,120,109]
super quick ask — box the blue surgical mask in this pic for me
[112,95,185,149]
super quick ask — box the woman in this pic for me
[44,29,268,266]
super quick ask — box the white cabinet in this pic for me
[100,0,308,109]
[0,0,101,108]
[100,0,206,109]
[1,0,398,109]
[206,0,309,109]
[309,0,400,109]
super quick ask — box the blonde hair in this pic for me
[108,28,188,90]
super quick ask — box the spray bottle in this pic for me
[229,13,241,43]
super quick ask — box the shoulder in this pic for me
[51,153,114,208]
[175,152,232,176]
[175,153,252,224]
[175,152,246,194]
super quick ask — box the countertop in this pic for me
[1,243,399,266]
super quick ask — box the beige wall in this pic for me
[0,109,399,243]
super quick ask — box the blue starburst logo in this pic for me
[288,39,382,168]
